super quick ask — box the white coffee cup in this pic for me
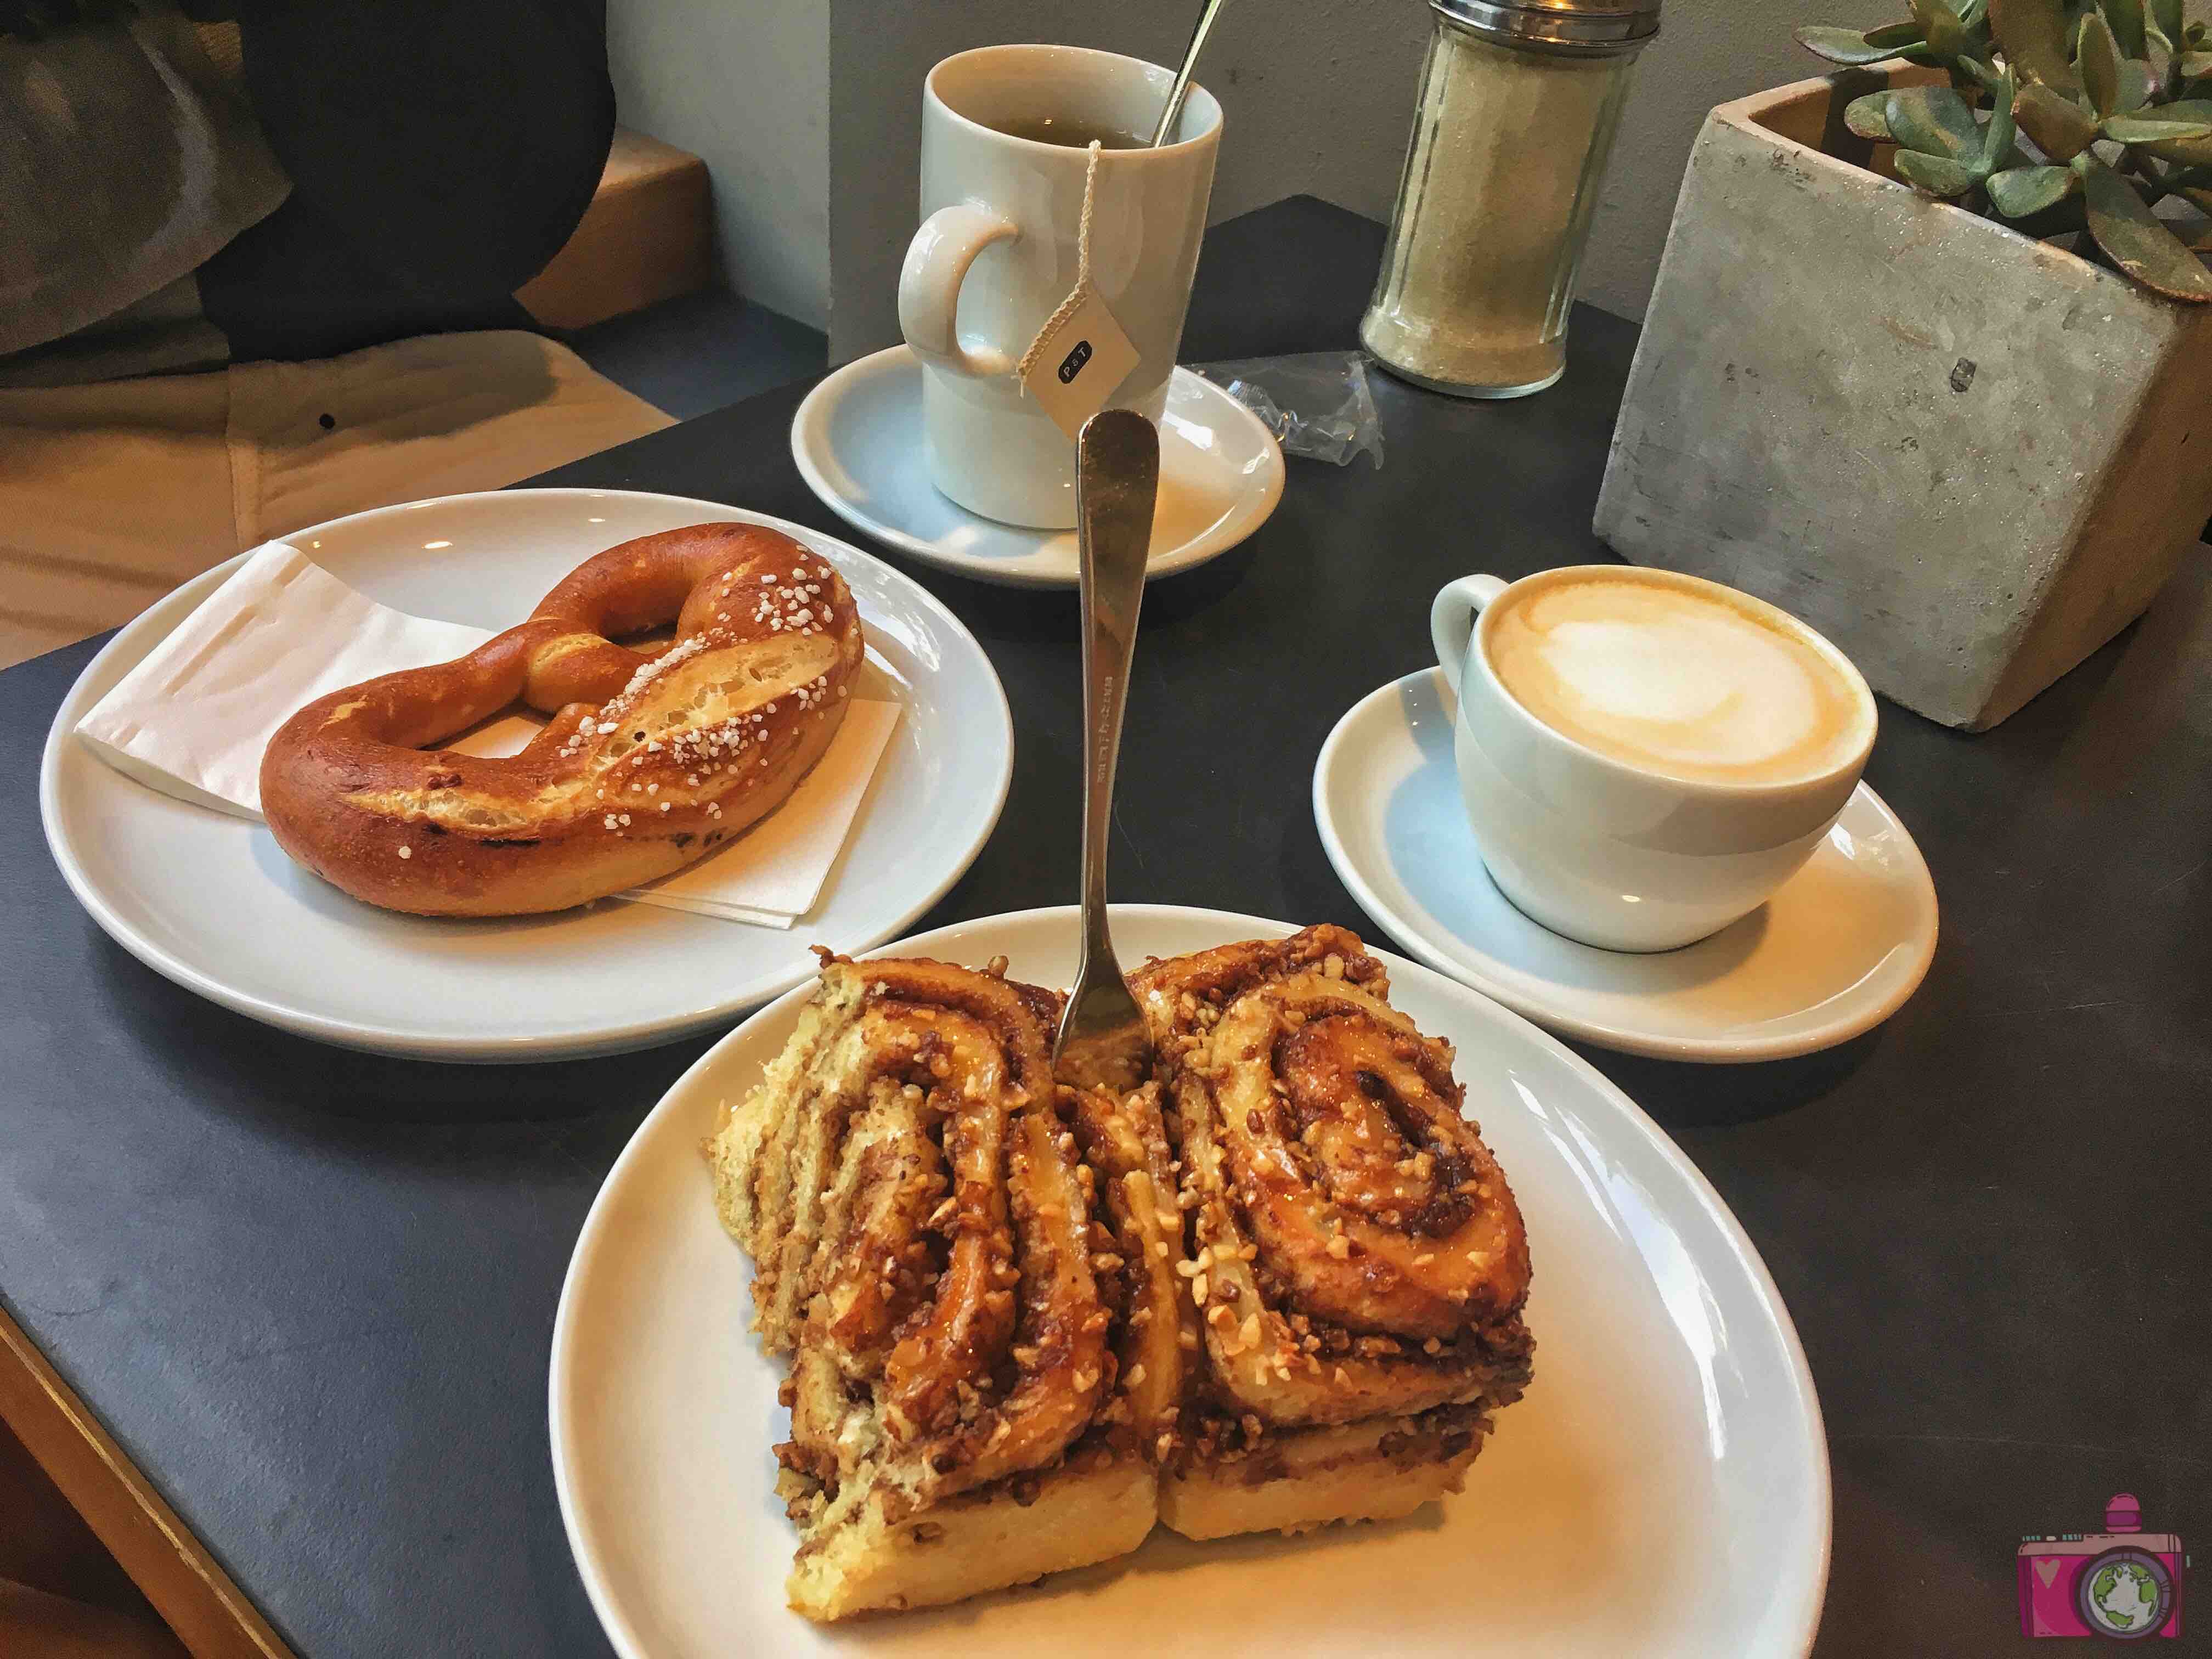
[898,44,1221,529]
[1430,565,1878,952]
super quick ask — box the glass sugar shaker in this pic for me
[1362,0,1660,399]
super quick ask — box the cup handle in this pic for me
[1430,575,1509,697]
[899,204,1020,379]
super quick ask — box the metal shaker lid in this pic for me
[1431,0,1661,53]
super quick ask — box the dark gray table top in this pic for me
[4,197,2207,1657]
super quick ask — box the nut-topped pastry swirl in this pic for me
[1131,926,1533,1432]
[1064,1079,1196,1457]
[712,952,1164,1620]
[712,927,1540,1611]
[716,955,1113,1508]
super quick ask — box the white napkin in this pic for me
[75,543,900,928]
[617,699,900,927]
[76,543,491,819]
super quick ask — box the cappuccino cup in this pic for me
[898,45,1221,528]
[1431,565,1877,952]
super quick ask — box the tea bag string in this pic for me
[1015,140,1102,384]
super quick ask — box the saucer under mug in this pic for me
[790,346,1283,589]
[1313,669,1938,1062]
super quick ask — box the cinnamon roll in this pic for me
[709,928,1538,1615]
[707,954,1155,1621]
[1130,925,1534,1541]
[1062,1077,1196,1461]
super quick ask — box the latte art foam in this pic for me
[1485,578,1868,786]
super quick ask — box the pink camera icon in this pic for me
[2019,1494,2187,1639]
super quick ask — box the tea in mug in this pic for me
[992,115,1148,149]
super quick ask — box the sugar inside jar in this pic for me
[1362,0,1659,398]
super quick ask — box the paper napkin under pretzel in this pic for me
[76,543,899,928]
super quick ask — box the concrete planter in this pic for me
[1595,65,2212,730]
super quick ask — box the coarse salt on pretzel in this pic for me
[259,522,866,916]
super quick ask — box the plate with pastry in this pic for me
[551,906,1830,1656]
[39,489,1012,1060]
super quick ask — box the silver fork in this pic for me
[1052,409,1160,1096]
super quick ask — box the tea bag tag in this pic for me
[1021,290,1141,441]
[1017,143,1142,441]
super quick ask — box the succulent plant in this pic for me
[1798,0,2212,300]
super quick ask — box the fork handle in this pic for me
[1074,410,1159,972]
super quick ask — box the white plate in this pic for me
[790,345,1285,588]
[39,489,1013,1062]
[551,904,1831,1658]
[1315,670,1939,1064]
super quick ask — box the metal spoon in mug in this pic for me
[1052,410,1160,1096]
[1150,0,1228,146]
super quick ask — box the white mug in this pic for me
[898,44,1221,529]
[1430,565,1878,952]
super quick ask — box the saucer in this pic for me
[1313,670,1938,1063]
[790,345,1284,588]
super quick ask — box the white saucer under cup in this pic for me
[790,345,1283,589]
[1313,670,1938,1064]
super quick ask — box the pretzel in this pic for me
[260,522,866,916]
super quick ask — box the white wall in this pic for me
[824,0,1429,360]
[823,0,1898,359]
[606,0,831,330]
[606,0,1896,350]
[1578,0,1896,325]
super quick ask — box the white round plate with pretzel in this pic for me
[38,489,1013,1062]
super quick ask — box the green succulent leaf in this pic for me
[2142,136,2212,164]
[2113,58,2156,112]
[2078,153,2212,298]
[2015,81,2101,155]
[2147,0,2184,44]
[1990,0,2081,87]
[2080,10,2124,112]
[1956,53,2013,94]
[1895,149,1986,193]
[1982,69,2021,166]
[1798,24,1919,62]
[1846,91,1898,138]
[1987,162,2082,212]
[2102,0,2147,60]
[1865,19,1929,46]
[1887,84,1987,157]
[2137,99,2212,163]
[1915,0,1976,55]
[2103,113,2212,140]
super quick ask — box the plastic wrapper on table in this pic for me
[1189,352,1384,469]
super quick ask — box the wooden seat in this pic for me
[518,128,713,331]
